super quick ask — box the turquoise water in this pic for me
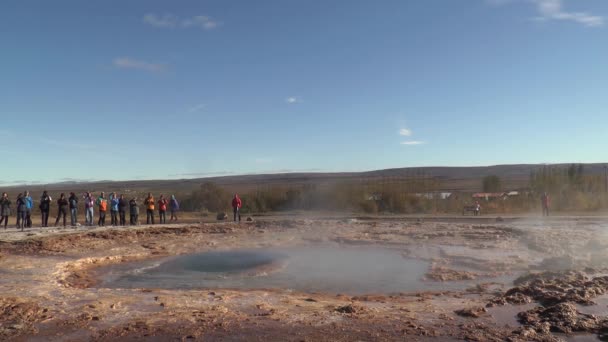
[98,246,434,294]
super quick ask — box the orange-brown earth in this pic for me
[1,217,608,341]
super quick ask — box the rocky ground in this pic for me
[1,216,608,341]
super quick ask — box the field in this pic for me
[2,215,608,341]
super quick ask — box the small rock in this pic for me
[454,307,487,318]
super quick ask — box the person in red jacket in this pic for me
[157,194,168,224]
[231,194,242,222]
[541,192,550,217]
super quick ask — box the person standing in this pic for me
[144,193,155,224]
[83,192,95,226]
[0,192,11,229]
[118,194,127,226]
[16,193,27,230]
[170,195,179,222]
[110,193,119,226]
[68,192,78,227]
[231,194,242,222]
[129,197,139,225]
[96,192,108,226]
[158,195,168,224]
[24,191,33,228]
[39,191,52,228]
[541,192,550,217]
[54,193,68,227]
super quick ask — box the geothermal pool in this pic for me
[98,246,438,294]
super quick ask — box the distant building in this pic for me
[472,192,507,201]
[415,192,452,200]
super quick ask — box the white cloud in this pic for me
[534,0,603,27]
[285,96,302,104]
[143,13,220,30]
[401,141,426,146]
[188,103,207,112]
[488,0,604,27]
[181,16,220,30]
[143,13,178,28]
[113,57,166,73]
[399,128,412,136]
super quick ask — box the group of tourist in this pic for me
[0,191,180,230]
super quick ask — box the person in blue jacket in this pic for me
[170,195,179,222]
[110,192,120,226]
[24,191,33,228]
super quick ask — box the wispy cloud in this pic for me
[400,141,426,146]
[285,96,302,104]
[143,13,178,28]
[399,128,412,136]
[143,13,220,30]
[182,16,220,30]
[398,126,426,145]
[534,0,603,27]
[488,0,604,27]
[113,57,166,73]
[188,103,207,112]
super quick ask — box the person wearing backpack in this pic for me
[24,191,33,228]
[144,193,155,225]
[158,195,168,224]
[129,197,139,225]
[16,193,27,230]
[170,195,179,222]
[96,192,108,226]
[0,192,11,229]
[54,193,69,227]
[110,193,120,226]
[39,191,52,227]
[118,194,128,226]
[68,192,78,227]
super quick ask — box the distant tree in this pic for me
[482,175,502,193]
[181,182,229,212]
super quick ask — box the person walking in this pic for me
[158,195,168,224]
[24,191,33,228]
[39,191,52,228]
[231,194,242,222]
[54,193,68,227]
[0,192,11,229]
[96,192,108,226]
[16,193,27,230]
[68,192,78,227]
[144,193,155,224]
[541,192,550,217]
[110,193,119,226]
[129,198,139,225]
[118,194,127,226]
[83,192,94,226]
[170,195,179,222]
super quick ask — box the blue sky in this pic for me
[1,0,607,184]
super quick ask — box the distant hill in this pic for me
[3,163,607,196]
